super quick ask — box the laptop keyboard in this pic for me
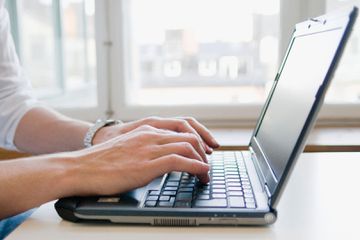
[144,151,257,209]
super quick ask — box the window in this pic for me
[5,0,360,124]
[326,0,360,104]
[6,0,99,111]
[125,0,280,106]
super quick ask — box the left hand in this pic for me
[92,116,220,154]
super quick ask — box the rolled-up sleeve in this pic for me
[0,4,38,151]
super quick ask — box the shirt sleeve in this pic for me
[0,4,39,151]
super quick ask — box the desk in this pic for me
[211,127,360,152]
[8,152,360,240]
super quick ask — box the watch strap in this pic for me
[83,119,122,148]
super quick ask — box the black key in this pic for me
[199,184,210,190]
[225,168,238,172]
[213,177,225,181]
[194,199,227,208]
[149,190,160,196]
[145,201,157,207]
[225,175,240,179]
[212,173,225,177]
[164,187,178,191]
[178,187,193,192]
[162,191,177,196]
[176,192,193,202]
[174,201,191,208]
[212,166,224,170]
[197,189,210,195]
[225,172,239,176]
[212,189,226,193]
[146,196,159,201]
[229,196,245,208]
[227,182,241,187]
[196,194,210,200]
[158,197,175,207]
[212,193,226,198]
[159,196,170,201]
[227,179,240,183]
[181,175,190,180]
[213,180,225,185]
[168,171,182,181]
[166,182,179,187]
[180,183,195,188]
[228,191,243,196]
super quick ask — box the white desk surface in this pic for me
[8,152,360,240]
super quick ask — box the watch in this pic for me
[83,119,122,148]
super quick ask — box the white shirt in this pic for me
[0,0,38,151]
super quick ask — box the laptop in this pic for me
[55,6,358,226]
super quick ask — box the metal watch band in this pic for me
[83,119,122,148]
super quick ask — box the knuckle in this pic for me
[187,133,198,142]
[181,142,194,153]
[184,116,196,123]
[168,154,180,168]
[181,120,189,127]
[140,124,153,130]
[175,119,188,127]
[183,133,200,146]
[182,142,195,155]
[144,116,160,123]
[134,131,155,141]
[137,124,157,133]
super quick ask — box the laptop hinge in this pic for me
[249,147,272,202]
[264,184,272,205]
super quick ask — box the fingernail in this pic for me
[203,155,208,164]
[212,139,220,148]
[206,145,213,153]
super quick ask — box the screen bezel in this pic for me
[248,7,358,208]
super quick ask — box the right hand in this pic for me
[66,125,210,196]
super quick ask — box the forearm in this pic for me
[0,154,75,219]
[14,107,91,154]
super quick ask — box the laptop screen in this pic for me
[254,27,344,180]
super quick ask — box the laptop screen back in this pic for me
[254,28,344,180]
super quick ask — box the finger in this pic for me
[151,142,206,163]
[179,117,220,149]
[150,154,210,184]
[127,126,207,163]
[148,118,210,153]
[155,133,208,163]
[130,124,168,134]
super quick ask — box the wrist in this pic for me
[48,152,85,198]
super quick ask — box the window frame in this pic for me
[6,0,109,121]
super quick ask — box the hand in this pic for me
[68,125,210,196]
[93,117,220,154]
